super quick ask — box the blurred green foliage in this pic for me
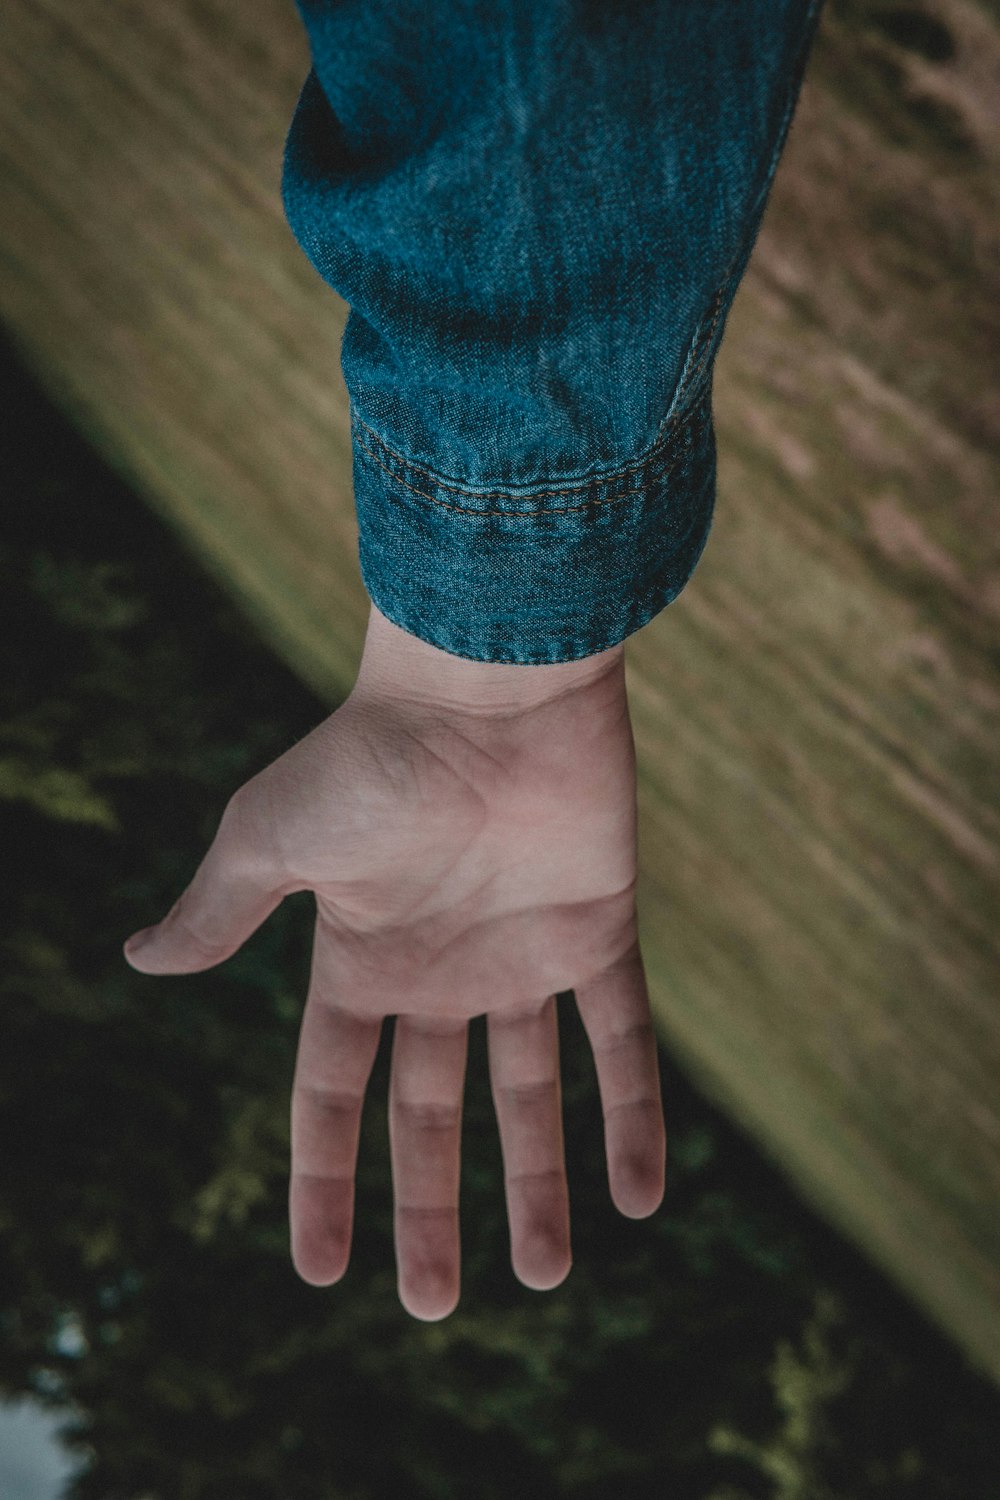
[1,324,998,1498]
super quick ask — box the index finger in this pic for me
[289,935,383,1285]
[573,940,666,1218]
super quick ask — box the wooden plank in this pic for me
[2,0,998,1385]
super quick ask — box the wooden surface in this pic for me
[2,0,999,1385]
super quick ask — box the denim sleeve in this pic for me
[281,0,825,663]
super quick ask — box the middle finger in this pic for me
[390,1014,469,1320]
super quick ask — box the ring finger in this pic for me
[487,994,571,1291]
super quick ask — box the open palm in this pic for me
[124,640,665,1320]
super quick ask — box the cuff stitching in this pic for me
[353,406,702,518]
[352,390,705,513]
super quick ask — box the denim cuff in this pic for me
[353,382,717,665]
[284,0,825,664]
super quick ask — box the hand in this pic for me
[123,605,666,1319]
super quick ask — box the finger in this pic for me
[289,936,383,1286]
[389,1015,469,1321]
[487,995,571,1291]
[123,795,281,973]
[573,940,666,1218]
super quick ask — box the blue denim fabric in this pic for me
[282,0,825,663]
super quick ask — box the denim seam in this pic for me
[355,402,701,519]
[649,0,825,448]
[659,282,728,432]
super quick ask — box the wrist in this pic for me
[354,603,625,716]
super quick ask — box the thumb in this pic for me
[123,795,285,974]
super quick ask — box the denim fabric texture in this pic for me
[282,0,826,663]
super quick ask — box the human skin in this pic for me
[123,602,666,1320]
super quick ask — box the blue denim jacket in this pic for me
[282,0,825,662]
